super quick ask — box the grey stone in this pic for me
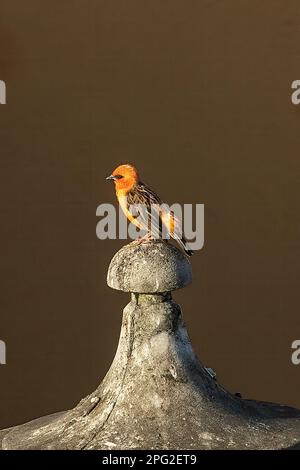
[107,240,192,293]
[1,241,300,450]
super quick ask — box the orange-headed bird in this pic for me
[106,164,193,256]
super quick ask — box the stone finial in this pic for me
[1,241,300,450]
[107,240,192,293]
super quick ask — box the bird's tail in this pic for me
[160,210,194,256]
[173,234,194,257]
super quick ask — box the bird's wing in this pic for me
[132,184,177,236]
[126,183,163,237]
[127,183,183,241]
[160,206,183,239]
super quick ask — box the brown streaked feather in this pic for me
[117,180,194,256]
[126,182,163,236]
[127,182,162,207]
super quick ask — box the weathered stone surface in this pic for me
[107,240,192,293]
[0,428,12,444]
[1,242,300,450]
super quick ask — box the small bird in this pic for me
[106,164,193,256]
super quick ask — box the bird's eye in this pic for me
[114,174,124,180]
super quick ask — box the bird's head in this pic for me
[106,164,139,193]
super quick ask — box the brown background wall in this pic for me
[0,0,299,429]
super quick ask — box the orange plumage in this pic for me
[106,164,193,256]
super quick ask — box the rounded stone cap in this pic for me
[107,241,192,293]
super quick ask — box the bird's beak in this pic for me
[106,175,116,181]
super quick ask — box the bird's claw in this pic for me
[129,233,156,246]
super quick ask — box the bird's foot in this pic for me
[129,233,157,246]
